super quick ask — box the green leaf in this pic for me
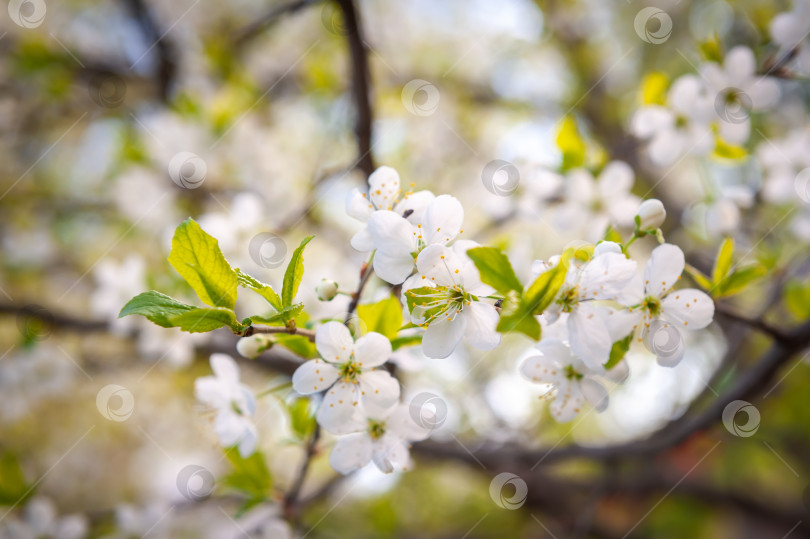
[640,72,668,105]
[250,303,305,325]
[496,309,541,340]
[357,297,403,340]
[0,452,31,505]
[712,237,734,285]
[466,246,523,294]
[699,33,724,63]
[168,307,243,333]
[523,262,567,315]
[168,218,238,309]
[715,265,767,297]
[391,334,423,350]
[604,334,632,370]
[556,115,586,171]
[236,269,282,311]
[282,236,315,307]
[785,279,810,319]
[118,291,195,327]
[274,334,318,358]
[288,398,315,440]
[602,226,624,245]
[221,447,272,508]
[684,264,712,291]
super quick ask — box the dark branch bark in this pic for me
[335,0,375,178]
[121,0,178,101]
[231,0,323,49]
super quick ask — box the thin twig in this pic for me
[241,324,316,341]
[283,424,321,523]
[714,303,792,342]
[345,253,375,322]
[232,0,323,49]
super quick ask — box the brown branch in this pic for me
[0,303,110,334]
[714,303,792,342]
[335,0,375,178]
[240,324,316,341]
[282,424,321,524]
[344,255,375,322]
[121,0,178,101]
[231,0,323,49]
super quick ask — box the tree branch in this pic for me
[231,0,323,49]
[121,0,178,101]
[241,324,316,341]
[335,0,375,178]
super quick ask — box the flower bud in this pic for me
[636,199,666,230]
[236,335,271,359]
[316,279,339,301]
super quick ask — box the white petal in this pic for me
[422,195,464,245]
[372,434,412,473]
[421,317,466,359]
[368,166,401,210]
[359,370,400,410]
[604,359,630,383]
[329,433,373,474]
[597,161,634,197]
[415,244,462,287]
[580,377,609,412]
[746,77,780,111]
[317,382,359,432]
[568,306,613,370]
[648,129,684,167]
[394,190,435,222]
[661,288,715,329]
[350,226,375,252]
[368,210,416,254]
[315,322,354,364]
[194,376,228,409]
[292,359,340,395]
[593,241,622,256]
[373,251,416,285]
[462,302,501,350]
[724,46,756,85]
[549,381,584,422]
[346,188,375,221]
[719,118,751,145]
[605,308,642,341]
[210,353,240,383]
[519,354,563,385]
[631,106,673,139]
[354,332,393,368]
[669,75,703,113]
[643,244,685,298]
[579,252,637,300]
[387,404,432,442]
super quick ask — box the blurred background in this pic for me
[1,0,810,537]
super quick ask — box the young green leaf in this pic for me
[168,307,243,333]
[273,334,318,358]
[168,218,238,309]
[357,296,403,339]
[391,334,423,350]
[715,264,767,298]
[250,303,305,325]
[287,398,316,440]
[282,236,315,307]
[221,447,273,509]
[684,264,712,291]
[236,269,282,311]
[0,452,31,505]
[712,237,734,285]
[496,308,541,340]
[556,115,586,171]
[604,334,632,370]
[118,291,195,327]
[466,246,523,294]
[785,279,810,319]
[523,262,567,315]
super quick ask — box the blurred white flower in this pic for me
[770,0,810,74]
[0,497,87,539]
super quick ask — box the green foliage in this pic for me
[699,33,724,63]
[358,296,404,340]
[221,447,273,512]
[785,279,810,319]
[168,218,238,309]
[556,116,586,171]
[118,291,195,327]
[287,397,316,441]
[249,304,306,326]
[236,269,282,311]
[274,334,318,358]
[0,452,31,506]
[282,236,315,308]
[466,246,523,294]
[391,334,423,350]
[168,307,244,333]
[605,334,632,370]
[708,238,767,298]
[712,238,735,285]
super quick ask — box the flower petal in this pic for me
[549,381,584,422]
[317,382,359,432]
[346,187,375,222]
[579,252,637,301]
[373,251,417,285]
[568,305,613,370]
[463,302,501,350]
[315,322,355,364]
[368,210,416,254]
[350,227,375,252]
[422,195,464,245]
[580,377,609,412]
[421,316,467,359]
[292,359,340,395]
[519,354,563,385]
[354,332,393,368]
[368,166,401,210]
[724,46,756,85]
[643,243,685,298]
[210,353,240,383]
[597,161,633,197]
[415,244,462,287]
[329,433,373,474]
[394,190,435,223]
[661,288,715,329]
[359,370,400,410]
[372,434,412,473]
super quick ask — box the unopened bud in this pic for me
[316,279,339,301]
[636,199,666,230]
[236,335,271,359]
